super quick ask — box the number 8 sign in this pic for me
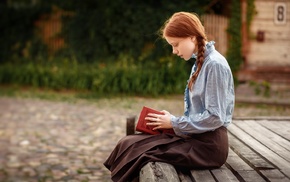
[274,3,287,25]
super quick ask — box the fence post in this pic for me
[126,116,136,135]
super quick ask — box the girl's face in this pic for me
[165,36,197,61]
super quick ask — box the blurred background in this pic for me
[0,0,289,181]
[0,0,289,99]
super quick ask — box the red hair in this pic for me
[160,12,207,90]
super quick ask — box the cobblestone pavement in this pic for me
[1,91,290,182]
[0,97,185,182]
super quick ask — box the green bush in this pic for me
[0,56,191,96]
[226,0,242,75]
[0,1,211,63]
[227,0,256,85]
[1,0,245,95]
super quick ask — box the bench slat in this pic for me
[228,132,274,169]
[228,123,290,178]
[226,148,265,181]
[260,169,290,182]
[235,171,266,182]
[237,120,290,162]
[211,165,239,182]
[262,120,290,141]
[140,162,180,182]
[257,120,290,148]
[190,170,215,182]
[227,148,253,170]
[177,170,193,182]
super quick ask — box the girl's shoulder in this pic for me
[203,52,231,72]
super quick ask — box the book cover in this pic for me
[135,106,175,135]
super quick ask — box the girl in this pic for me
[104,12,235,182]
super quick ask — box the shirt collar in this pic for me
[191,41,215,59]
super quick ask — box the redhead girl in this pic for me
[104,12,235,182]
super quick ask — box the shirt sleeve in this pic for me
[171,61,230,136]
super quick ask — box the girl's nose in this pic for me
[172,48,178,55]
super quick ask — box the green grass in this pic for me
[0,84,176,103]
[0,85,83,102]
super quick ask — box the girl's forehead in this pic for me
[165,37,184,44]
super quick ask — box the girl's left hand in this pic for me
[145,110,172,130]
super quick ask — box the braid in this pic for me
[160,12,207,91]
[188,37,206,91]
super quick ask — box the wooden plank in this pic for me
[236,120,290,163]
[228,122,290,178]
[259,120,290,141]
[138,120,290,182]
[126,116,136,135]
[177,170,192,182]
[226,149,265,181]
[228,132,274,169]
[190,170,215,182]
[234,170,266,182]
[139,162,180,182]
[260,169,290,182]
[245,120,290,153]
[211,165,239,182]
[227,149,252,170]
[202,14,228,56]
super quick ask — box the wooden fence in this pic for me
[34,6,68,55]
[202,14,229,56]
[35,12,229,57]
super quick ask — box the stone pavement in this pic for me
[0,97,128,182]
[0,96,185,182]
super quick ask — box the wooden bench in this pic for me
[126,116,290,182]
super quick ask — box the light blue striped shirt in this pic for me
[171,41,235,137]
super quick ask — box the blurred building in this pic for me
[200,0,290,87]
[238,0,290,85]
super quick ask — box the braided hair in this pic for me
[160,12,207,91]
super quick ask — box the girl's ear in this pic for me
[191,36,196,43]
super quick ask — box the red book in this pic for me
[135,106,175,135]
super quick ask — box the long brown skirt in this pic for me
[103,126,228,182]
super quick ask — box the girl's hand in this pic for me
[145,110,172,130]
